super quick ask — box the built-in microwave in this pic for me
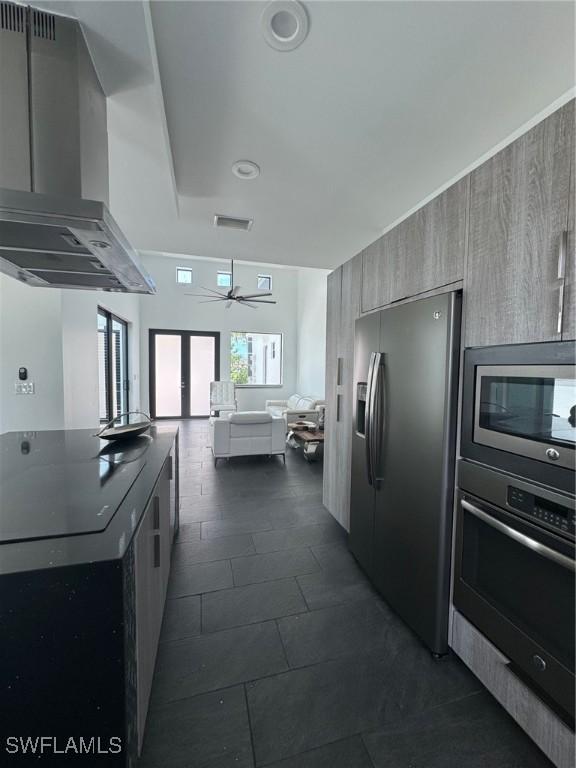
[461,342,576,493]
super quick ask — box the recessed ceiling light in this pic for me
[232,160,260,180]
[261,0,309,52]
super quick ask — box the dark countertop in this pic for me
[0,426,177,576]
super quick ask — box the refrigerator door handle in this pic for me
[372,355,385,486]
[365,352,377,486]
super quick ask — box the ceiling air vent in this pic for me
[32,8,56,40]
[0,2,25,32]
[214,214,253,231]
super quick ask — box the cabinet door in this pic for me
[322,268,341,516]
[336,254,362,530]
[134,463,171,754]
[134,498,161,754]
[465,102,573,347]
[157,460,172,597]
[391,178,467,302]
[361,239,391,312]
[563,104,575,340]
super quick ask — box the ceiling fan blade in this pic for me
[231,285,242,297]
[238,292,273,299]
[225,300,233,308]
[237,299,258,308]
[198,298,226,304]
[200,286,230,297]
[242,299,277,304]
[185,292,227,299]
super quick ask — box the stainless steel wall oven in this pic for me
[454,461,575,725]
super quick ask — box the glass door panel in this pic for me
[98,312,109,422]
[98,308,129,423]
[189,335,215,416]
[111,318,128,417]
[154,334,182,417]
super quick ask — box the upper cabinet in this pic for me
[361,239,390,313]
[390,177,468,302]
[361,178,467,313]
[563,121,575,341]
[465,100,574,347]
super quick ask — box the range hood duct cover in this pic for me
[0,2,155,293]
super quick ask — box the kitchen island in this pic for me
[0,426,179,766]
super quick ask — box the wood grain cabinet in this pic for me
[465,100,574,347]
[361,179,467,313]
[390,178,467,302]
[323,255,361,530]
[562,128,575,340]
[323,268,341,519]
[361,238,391,312]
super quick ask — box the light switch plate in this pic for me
[15,382,35,395]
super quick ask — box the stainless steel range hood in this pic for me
[0,188,156,293]
[0,2,155,293]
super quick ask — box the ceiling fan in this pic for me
[185,260,276,309]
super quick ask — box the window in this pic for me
[98,308,129,423]
[257,274,272,291]
[230,332,282,386]
[217,271,232,288]
[176,268,193,285]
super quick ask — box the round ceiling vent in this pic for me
[261,1,309,52]
[232,160,261,180]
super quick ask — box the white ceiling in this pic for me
[35,1,575,269]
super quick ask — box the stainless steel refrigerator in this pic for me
[350,291,461,655]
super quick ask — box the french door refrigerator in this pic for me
[350,291,461,655]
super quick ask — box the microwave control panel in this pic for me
[507,486,575,538]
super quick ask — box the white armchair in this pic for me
[209,411,286,465]
[210,381,237,417]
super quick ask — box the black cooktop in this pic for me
[0,430,152,544]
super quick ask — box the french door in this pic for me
[98,308,129,423]
[149,330,220,419]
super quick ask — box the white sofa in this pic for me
[209,411,286,465]
[265,394,325,424]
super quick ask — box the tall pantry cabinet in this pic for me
[322,254,361,530]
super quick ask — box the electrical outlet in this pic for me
[15,382,35,395]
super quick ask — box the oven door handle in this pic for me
[461,499,575,572]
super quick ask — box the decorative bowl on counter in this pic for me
[94,412,153,441]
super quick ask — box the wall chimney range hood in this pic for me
[0,189,156,293]
[0,2,155,293]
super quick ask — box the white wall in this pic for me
[0,275,65,433]
[139,255,299,412]
[295,268,329,398]
[0,275,141,433]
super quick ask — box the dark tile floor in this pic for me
[139,420,552,768]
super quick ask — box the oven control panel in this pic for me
[507,486,575,537]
